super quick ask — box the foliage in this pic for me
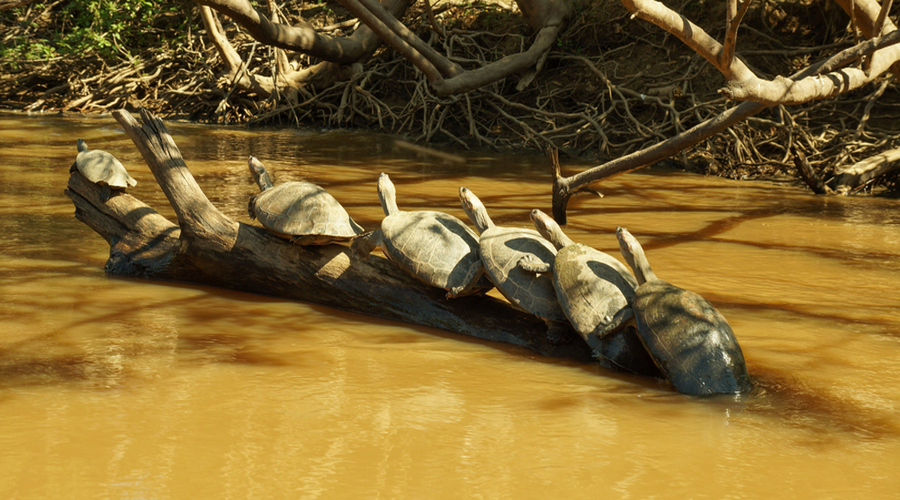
[1,0,192,67]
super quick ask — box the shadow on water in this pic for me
[743,364,900,442]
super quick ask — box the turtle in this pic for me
[247,156,364,245]
[351,173,493,298]
[616,226,753,395]
[70,139,137,202]
[517,209,661,377]
[458,187,571,341]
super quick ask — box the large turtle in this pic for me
[247,156,364,245]
[518,210,660,377]
[616,226,753,395]
[351,173,492,297]
[70,139,137,202]
[458,187,570,341]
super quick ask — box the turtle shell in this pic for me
[381,210,491,292]
[480,226,566,321]
[250,181,363,244]
[633,280,753,395]
[75,147,136,189]
[595,325,663,378]
[552,243,639,340]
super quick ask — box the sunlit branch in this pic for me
[719,0,752,70]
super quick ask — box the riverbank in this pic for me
[2,0,899,193]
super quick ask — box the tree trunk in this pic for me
[63,108,593,363]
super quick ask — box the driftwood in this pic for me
[63,108,594,364]
[830,147,900,194]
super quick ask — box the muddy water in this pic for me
[1,112,899,499]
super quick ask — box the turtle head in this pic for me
[377,173,399,216]
[616,227,656,285]
[459,187,493,234]
[530,209,572,250]
[77,139,88,152]
[248,156,274,191]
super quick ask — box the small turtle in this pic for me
[351,173,492,297]
[247,156,364,245]
[518,210,660,377]
[458,187,570,341]
[616,226,753,395]
[70,139,137,202]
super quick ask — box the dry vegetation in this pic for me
[3,0,900,193]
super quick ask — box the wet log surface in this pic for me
[64,108,593,363]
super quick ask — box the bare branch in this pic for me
[719,0,752,70]
[834,0,900,78]
[433,17,567,96]
[720,29,900,104]
[620,0,756,81]
[339,0,463,78]
[200,6,242,75]
[422,0,447,37]
[194,0,366,63]
[792,147,832,195]
[874,0,894,35]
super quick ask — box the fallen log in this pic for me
[64,108,593,364]
[830,146,900,194]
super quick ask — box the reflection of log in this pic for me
[830,147,900,194]
[63,108,592,363]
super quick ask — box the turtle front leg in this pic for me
[69,161,78,174]
[349,230,382,261]
[99,184,112,203]
[516,254,551,274]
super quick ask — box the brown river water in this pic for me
[1,112,899,498]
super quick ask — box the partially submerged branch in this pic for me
[792,147,832,195]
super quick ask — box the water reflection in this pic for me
[1,112,899,499]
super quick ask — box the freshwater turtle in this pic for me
[70,139,137,202]
[518,210,660,377]
[616,226,753,395]
[351,173,492,297]
[458,187,570,340]
[247,156,364,245]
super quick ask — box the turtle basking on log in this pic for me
[616,226,752,395]
[351,173,493,298]
[459,187,572,343]
[247,156,364,245]
[518,210,660,377]
[70,139,137,202]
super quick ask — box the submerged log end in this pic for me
[551,175,571,225]
[65,170,182,276]
[791,148,831,195]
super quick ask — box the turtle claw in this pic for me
[517,254,551,274]
[349,230,380,261]
[99,184,112,203]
